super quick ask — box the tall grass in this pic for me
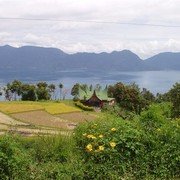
[0,134,83,180]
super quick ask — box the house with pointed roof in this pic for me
[78,87,115,108]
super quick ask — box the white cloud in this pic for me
[0,0,180,58]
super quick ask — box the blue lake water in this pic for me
[0,70,179,100]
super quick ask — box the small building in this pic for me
[78,88,115,108]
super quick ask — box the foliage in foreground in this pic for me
[75,104,180,179]
[0,103,179,179]
[0,134,83,180]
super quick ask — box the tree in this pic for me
[71,83,80,99]
[168,82,180,118]
[7,80,22,100]
[108,82,146,114]
[48,84,56,100]
[141,88,155,104]
[59,83,63,100]
[37,82,48,89]
[21,84,36,101]
[0,87,2,96]
[36,82,50,100]
[3,85,13,101]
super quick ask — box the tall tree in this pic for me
[3,85,13,101]
[36,82,50,100]
[108,82,146,114]
[0,87,2,96]
[9,80,23,100]
[71,83,80,99]
[59,83,63,100]
[21,84,36,101]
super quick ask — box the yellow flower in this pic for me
[157,128,161,132]
[98,145,104,151]
[109,142,116,148]
[99,134,103,138]
[86,144,93,152]
[87,134,96,139]
[111,128,116,132]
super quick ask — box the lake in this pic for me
[0,70,179,100]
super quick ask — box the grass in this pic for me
[0,101,81,115]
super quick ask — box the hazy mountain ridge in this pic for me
[0,45,179,80]
[144,52,180,70]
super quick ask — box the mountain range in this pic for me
[0,45,179,81]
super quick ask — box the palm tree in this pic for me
[59,83,63,100]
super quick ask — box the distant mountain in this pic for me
[144,52,180,70]
[0,45,179,80]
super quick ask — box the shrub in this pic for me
[75,110,180,179]
[0,135,31,180]
[0,134,84,180]
[27,134,84,179]
[74,101,94,111]
[102,104,136,120]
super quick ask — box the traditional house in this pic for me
[78,88,115,108]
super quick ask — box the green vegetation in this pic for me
[74,101,94,111]
[0,134,83,179]
[168,82,180,118]
[75,103,180,179]
[108,82,155,114]
[3,80,66,101]
[0,103,179,179]
[0,82,179,179]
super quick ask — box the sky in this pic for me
[0,0,180,59]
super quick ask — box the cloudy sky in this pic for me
[0,0,180,58]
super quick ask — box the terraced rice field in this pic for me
[57,112,98,123]
[0,101,98,136]
[11,110,76,129]
[0,101,81,115]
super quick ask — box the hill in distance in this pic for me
[0,45,179,80]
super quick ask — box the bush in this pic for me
[0,134,84,180]
[27,135,84,179]
[74,101,94,111]
[0,135,31,180]
[102,104,136,120]
[75,109,180,179]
